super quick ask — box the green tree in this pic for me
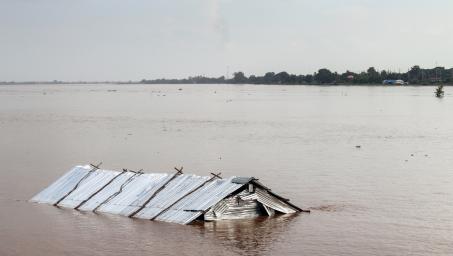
[274,72,290,84]
[232,72,248,84]
[263,72,275,84]
[304,74,314,84]
[367,67,380,83]
[408,65,421,83]
[315,68,335,84]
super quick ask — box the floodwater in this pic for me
[1,84,453,256]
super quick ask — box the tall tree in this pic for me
[315,68,335,84]
[274,72,290,84]
[367,67,380,83]
[263,72,275,84]
[232,72,248,84]
[408,65,421,83]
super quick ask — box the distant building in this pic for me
[383,79,406,85]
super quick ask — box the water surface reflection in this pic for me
[194,214,299,256]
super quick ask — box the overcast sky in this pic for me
[1,0,453,81]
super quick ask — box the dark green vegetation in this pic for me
[435,85,445,98]
[141,66,453,85]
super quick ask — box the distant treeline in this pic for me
[0,81,136,85]
[141,66,453,85]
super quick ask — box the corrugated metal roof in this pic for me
[150,177,244,224]
[240,188,297,214]
[31,165,247,224]
[96,173,175,216]
[31,165,92,205]
[31,165,304,225]
[204,190,263,221]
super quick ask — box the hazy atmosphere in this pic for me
[2,1,453,255]
[2,0,453,81]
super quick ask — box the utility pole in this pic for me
[435,61,439,83]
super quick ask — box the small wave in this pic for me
[308,204,345,212]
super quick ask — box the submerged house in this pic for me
[31,164,307,225]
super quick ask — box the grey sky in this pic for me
[1,0,453,81]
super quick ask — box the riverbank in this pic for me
[2,81,453,86]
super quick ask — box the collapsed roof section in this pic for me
[31,165,307,225]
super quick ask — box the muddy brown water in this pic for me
[1,84,452,255]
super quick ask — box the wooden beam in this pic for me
[210,172,222,179]
[174,166,184,175]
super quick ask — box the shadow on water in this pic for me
[191,214,299,256]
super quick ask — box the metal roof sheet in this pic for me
[150,177,244,224]
[31,165,303,225]
[31,165,91,205]
[31,165,246,224]
[240,188,297,214]
[96,172,173,216]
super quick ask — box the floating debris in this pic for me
[355,145,361,148]
[30,164,308,225]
